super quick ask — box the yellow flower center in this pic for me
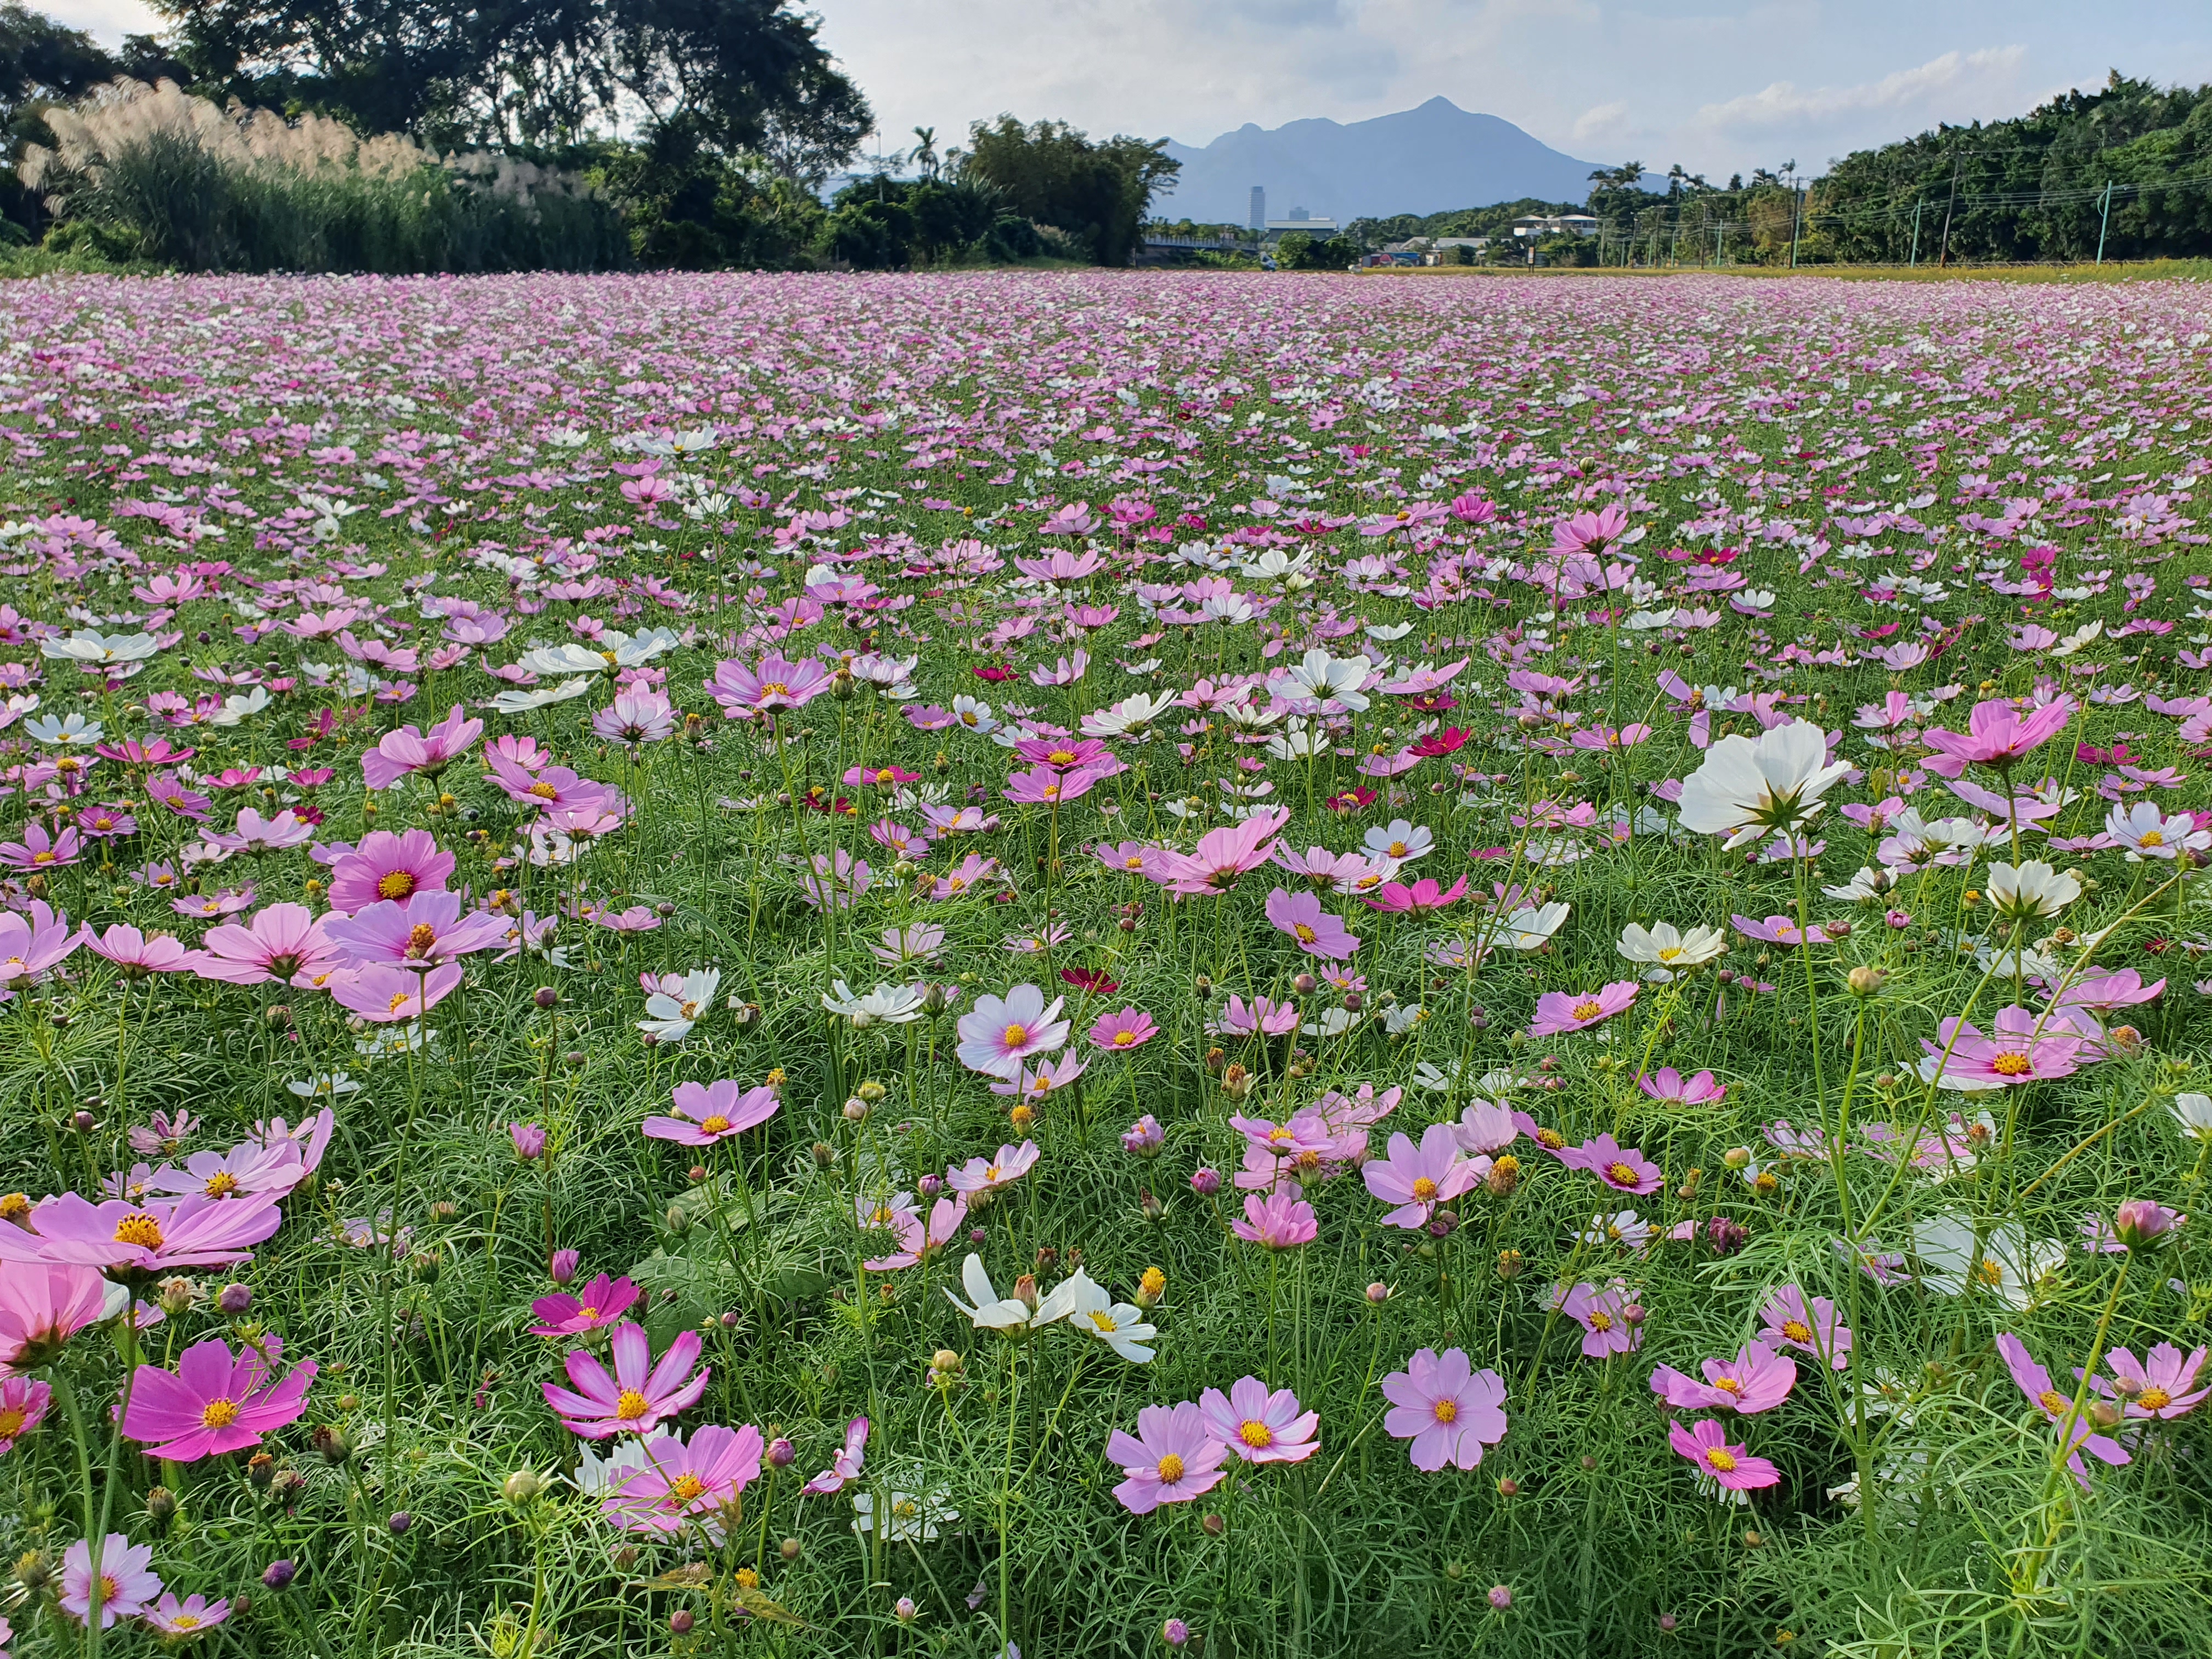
[1088,1310,1119,1332]
[0,1408,25,1437]
[2039,1389,2069,1415]
[1657,945,1683,961]
[1156,1453,1185,1482]
[1411,1177,1438,1201]
[527,780,559,800]
[701,1115,732,1135]
[669,1473,706,1502]
[201,1397,240,1429]
[1113,1031,1137,1046]
[1605,1161,1640,1187]
[1587,1310,1614,1332]
[203,1172,239,1198]
[405,923,438,955]
[577,1307,598,1323]
[1782,1319,1812,1344]
[759,682,790,698]
[1048,749,1077,765]
[114,1212,165,1248]
[377,870,417,899]
[1294,923,1316,943]
[171,1614,200,1629]
[1537,1129,1564,1150]
[1713,1376,1742,1395]
[1388,840,1410,857]
[1976,1259,2005,1287]
[1705,1448,1737,1473]
[1432,1398,1458,1424]
[1571,999,1604,1021]
[2139,830,2164,847]
[615,1389,651,1421]
[387,991,412,1014]
[1239,1420,1275,1448]
[2139,1387,2171,1410]
[31,851,53,865]
[874,769,895,783]
[1001,1023,1029,1048]
[1990,1052,2032,1076]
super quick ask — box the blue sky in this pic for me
[46,0,2212,178]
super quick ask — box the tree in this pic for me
[955,115,1178,266]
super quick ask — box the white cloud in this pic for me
[1572,100,1630,143]
[1689,46,2029,135]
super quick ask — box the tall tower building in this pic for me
[1249,186,1265,230]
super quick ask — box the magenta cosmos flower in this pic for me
[1149,808,1290,895]
[122,1335,316,1460]
[1667,1418,1779,1493]
[0,1375,52,1451]
[1232,1189,1319,1249]
[1649,1341,1797,1414]
[0,1261,112,1372]
[1088,1006,1159,1051]
[78,923,189,978]
[954,984,1069,1080]
[1758,1286,1852,1370]
[1921,696,2074,779]
[530,1273,641,1338]
[541,1322,710,1439]
[4,1192,281,1275]
[1362,876,1468,913]
[320,890,510,969]
[359,704,483,789]
[1199,1376,1319,1465]
[1558,1133,1663,1197]
[1996,1331,2131,1487]
[704,651,833,719]
[1381,1347,1509,1471]
[1263,888,1361,960]
[642,1080,781,1146]
[325,829,454,914]
[946,1141,1041,1194]
[184,902,341,988]
[60,1534,161,1628]
[1555,1282,1643,1357]
[1362,1123,1480,1229]
[1638,1067,1725,1105]
[1528,981,1638,1037]
[2090,1343,2209,1421]
[602,1423,765,1533]
[1106,1402,1231,1514]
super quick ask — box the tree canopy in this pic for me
[955,116,1177,266]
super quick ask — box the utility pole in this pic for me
[2096,180,2114,265]
[1908,199,1922,267]
[1788,171,1803,268]
[1936,143,1963,268]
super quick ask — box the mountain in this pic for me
[1157,97,1607,225]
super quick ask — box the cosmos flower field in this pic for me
[0,267,2210,1658]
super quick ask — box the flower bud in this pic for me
[669,1611,695,1634]
[1201,1513,1224,1537]
[1139,1189,1164,1224]
[501,1469,544,1506]
[1293,972,1317,995]
[549,1249,579,1285]
[917,1172,943,1199]
[2089,1400,2124,1429]
[930,1349,963,1379]
[896,1597,919,1622]
[780,1537,802,1561]
[1496,1249,1523,1279]
[1722,1146,1751,1170]
[1163,1618,1190,1647]
[766,1436,796,1467]
[1496,1476,1519,1497]
[1488,1585,1513,1611]
[157,1276,201,1316]
[1846,966,1886,999]
[262,1559,297,1591]
[533,986,558,1010]
[811,1141,836,1167]
[1013,1274,1039,1312]
[145,1486,177,1527]
[842,1097,869,1122]
[1221,1063,1251,1101]
[1485,1155,1519,1197]
[311,1424,352,1465]
[388,1511,412,1534]
[2113,1197,2177,1248]
[1189,1167,1221,1197]
[1365,1281,1392,1304]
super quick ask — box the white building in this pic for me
[1511,214,1598,239]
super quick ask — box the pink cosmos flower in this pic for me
[602,1424,765,1534]
[143,1142,304,1203]
[1231,1190,1318,1249]
[1199,1376,1319,1465]
[1758,1286,1852,1370]
[2087,1343,2208,1421]
[60,1534,161,1628]
[1555,1282,1643,1357]
[1921,696,2075,778]
[704,651,832,719]
[0,1262,112,1374]
[0,821,82,871]
[1649,1341,1797,1414]
[1380,1347,1509,1471]
[1996,1331,2131,1487]
[1004,764,1103,806]
[321,890,511,968]
[954,984,1069,1080]
[540,1322,710,1439]
[1271,844,1391,895]
[530,1273,641,1338]
[1667,1418,1779,1492]
[0,1375,52,1451]
[2,1192,281,1273]
[1362,876,1468,913]
[1209,994,1299,1039]
[77,923,189,977]
[1107,1402,1231,1514]
[1528,981,1638,1036]
[1550,504,1628,561]
[1920,1007,2084,1088]
[1362,1124,1480,1229]
[1638,1067,1726,1105]
[1149,808,1291,895]
[121,1335,316,1460]
[802,1415,870,1494]
[864,1194,968,1271]
[1729,914,1836,945]
[324,829,454,913]
[1558,1134,1662,1197]
[988,1051,1088,1102]
[0,899,79,991]
[360,704,483,789]
[1263,888,1361,960]
[946,1141,1041,1195]
[143,1592,230,1635]
[1452,1099,1517,1155]
[642,1080,781,1146]
[1088,1007,1159,1050]
[591,689,676,747]
[185,902,342,989]
[328,961,464,1023]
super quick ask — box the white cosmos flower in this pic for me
[493,677,596,715]
[852,1488,955,1543]
[821,980,926,1027]
[1277,648,1372,712]
[1616,921,1725,981]
[1497,901,1571,951]
[1983,861,2080,921]
[517,628,679,678]
[41,629,159,665]
[1041,1268,1156,1362]
[1675,718,1853,849]
[2104,800,2211,862]
[637,968,720,1043]
[288,1071,362,1099]
[2171,1092,2212,1142]
[1362,820,1432,862]
[1822,866,1892,901]
[208,687,270,727]
[1081,691,1175,738]
[945,1253,1039,1331]
[24,712,102,746]
[1266,721,1327,761]
[1911,1216,2064,1309]
[1364,621,1415,642]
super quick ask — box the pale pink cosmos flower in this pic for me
[1758,1286,1852,1370]
[1528,981,1638,1037]
[1996,1331,2131,1488]
[1230,1190,1318,1249]
[77,923,189,977]
[2087,1342,2209,1421]
[704,651,832,719]
[142,1592,230,1636]
[987,1052,1088,1102]
[1555,1282,1643,1357]
[360,704,483,789]
[954,985,1069,1080]
[591,689,676,747]
[802,1415,870,1494]
[121,1335,317,1460]
[1452,1099,1517,1156]
[1648,1341,1796,1414]
[2,1192,281,1273]
[1106,1402,1230,1514]
[1149,808,1291,895]
[1729,913,1836,945]
[1270,844,1392,895]
[864,1194,969,1272]
[1380,1347,1509,1471]
[1263,888,1361,960]
[60,1534,161,1628]
[1667,1418,1779,1493]
[1638,1068,1726,1105]
[185,902,342,988]
[321,890,511,969]
[0,1375,52,1451]
[540,1322,710,1439]
[143,1142,304,1203]
[1199,1376,1319,1464]
[1209,994,1299,1039]
[324,829,454,913]
[0,899,80,991]
[601,1424,765,1534]
[946,1141,1041,1195]
[328,961,464,1023]
[1921,696,2075,779]
[1362,1124,1480,1229]
[642,1080,781,1146]
[0,1261,114,1374]
[1920,1007,2084,1089]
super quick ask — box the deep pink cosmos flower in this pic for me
[1758,1286,1852,1370]
[1107,1402,1231,1514]
[602,1424,765,1534]
[2,1192,281,1275]
[328,962,464,1023]
[1558,1134,1663,1197]
[530,1273,641,1338]
[1231,1190,1318,1249]
[1362,876,1468,913]
[1667,1418,1779,1493]
[1199,1376,1319,1464]
[60,1534,161,1628]
[801,1415,870,1494]
[325,829,454,914]
[1149,808,1291,895]
[642,1080,781,1146]
[954,984,1069,1080]
[0,1261,112,1372]
[1996,1331,2131,1487]
[1921,696,2075,779]
[2088,1343,2209,1421]
[1380,1347,1509,1471]
[0,1375,52,1451]
[1263,888,1361,960]
[185,902,342,989]
[360,704,483,789]
[540,1322,710,1438]
[321,890,510,969]
[1649,1342,1797,1414]
[1362,1124,1480,1229]
[1555,1282,1643,1357]
[121,1335,316,1460]
[1088,1007,1159,1051]
[1528,981,1638,1037]
[78,923,189,978]
[1638,1067,1726,1105]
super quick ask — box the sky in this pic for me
[42,0,2212,182]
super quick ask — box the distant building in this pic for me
[1249,186,1265,230]
[1265,216,1339,237]
[1432,236,1491,252]
[1511,214,1598,239]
